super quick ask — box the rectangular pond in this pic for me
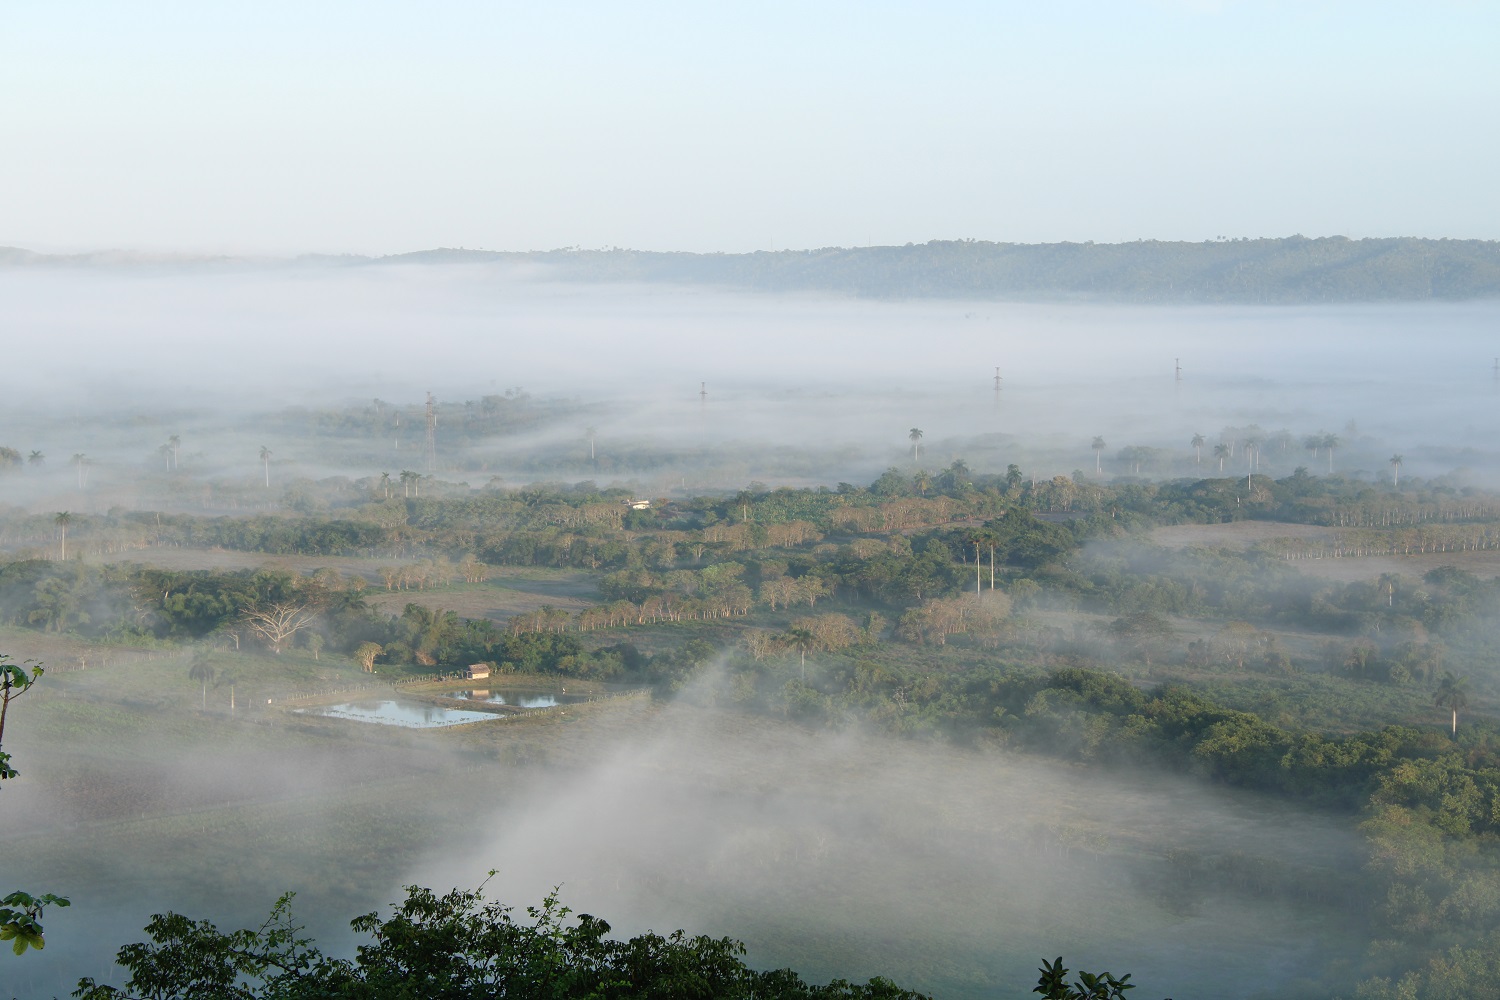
[294,697,504,728]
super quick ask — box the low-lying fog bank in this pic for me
[2,265,1498,498]
[5,689,1368,998]
[407,694,1367,999]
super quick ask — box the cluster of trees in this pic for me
[0,563,374,656]
[73,882,936,999]
[16,461,1493,574]
[67,875,1153,999]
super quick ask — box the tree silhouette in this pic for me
[379,472,391,499]
[1091,436,1105,475]
[1434,672,1470,736]
[908,428,923,462]
[259,446,272,488]
[169,434,181,470]
[54,512,71,561]
[1190,433,1204,464]
[1323,433,1340,473]
[1390,454,1403,488]
[72,453,87,489]
[27,451,43,467]
[913,470,931,495]
[1213,443,1229,473]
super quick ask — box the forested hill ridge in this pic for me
[6,236,1500,304]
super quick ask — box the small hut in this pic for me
[466,663,491,681]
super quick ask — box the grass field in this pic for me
[1151,520,1500,582]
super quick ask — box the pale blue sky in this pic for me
[2,1,1495,254]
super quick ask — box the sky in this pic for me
[2,0,1496,256]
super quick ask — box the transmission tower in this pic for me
[424,392,437,473]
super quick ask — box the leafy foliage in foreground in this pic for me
[1034,956,1154,1000]
[74,883,934,1000]
[0,655,70,954]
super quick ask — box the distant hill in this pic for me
[383,237,1500,304]
[6,236,1500,304]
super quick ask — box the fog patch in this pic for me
[405,688,1366,999]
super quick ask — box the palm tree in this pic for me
[72,453,87,489]
[1091,436,1106,475]
[1323,433,1340,473]
[400,470,416,497]
[1213,443,1229,473]
[780,626,816,682]
[158,443,173,470]
[908,428,923,462]
[379,472,391,499]
[259,446,272,487]
[913,470,931,496]
[27,451,43,467]
[1390,454,1403,488]
[169,434,181,470]
[1190,433,1205,464]
[1303,435,1321,465]
[1434,672,1470,736]
[217,671,237,716]
[585,426,597,463]
[1245,436,1263,471]
[188,658,215,711]
[54,512,71,561]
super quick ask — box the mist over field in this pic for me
[408,691,1366,999]
[4,262,1498,497]
[4,677,1365,1000]
[4,258,1500,1000]
[5,0,1500,995]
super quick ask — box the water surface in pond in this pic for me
[446,690,589,708]
[294,698,502,728]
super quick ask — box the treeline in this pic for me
[380,236,1500,304]
[9,465,1494,567]
[14,236,1500,302]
